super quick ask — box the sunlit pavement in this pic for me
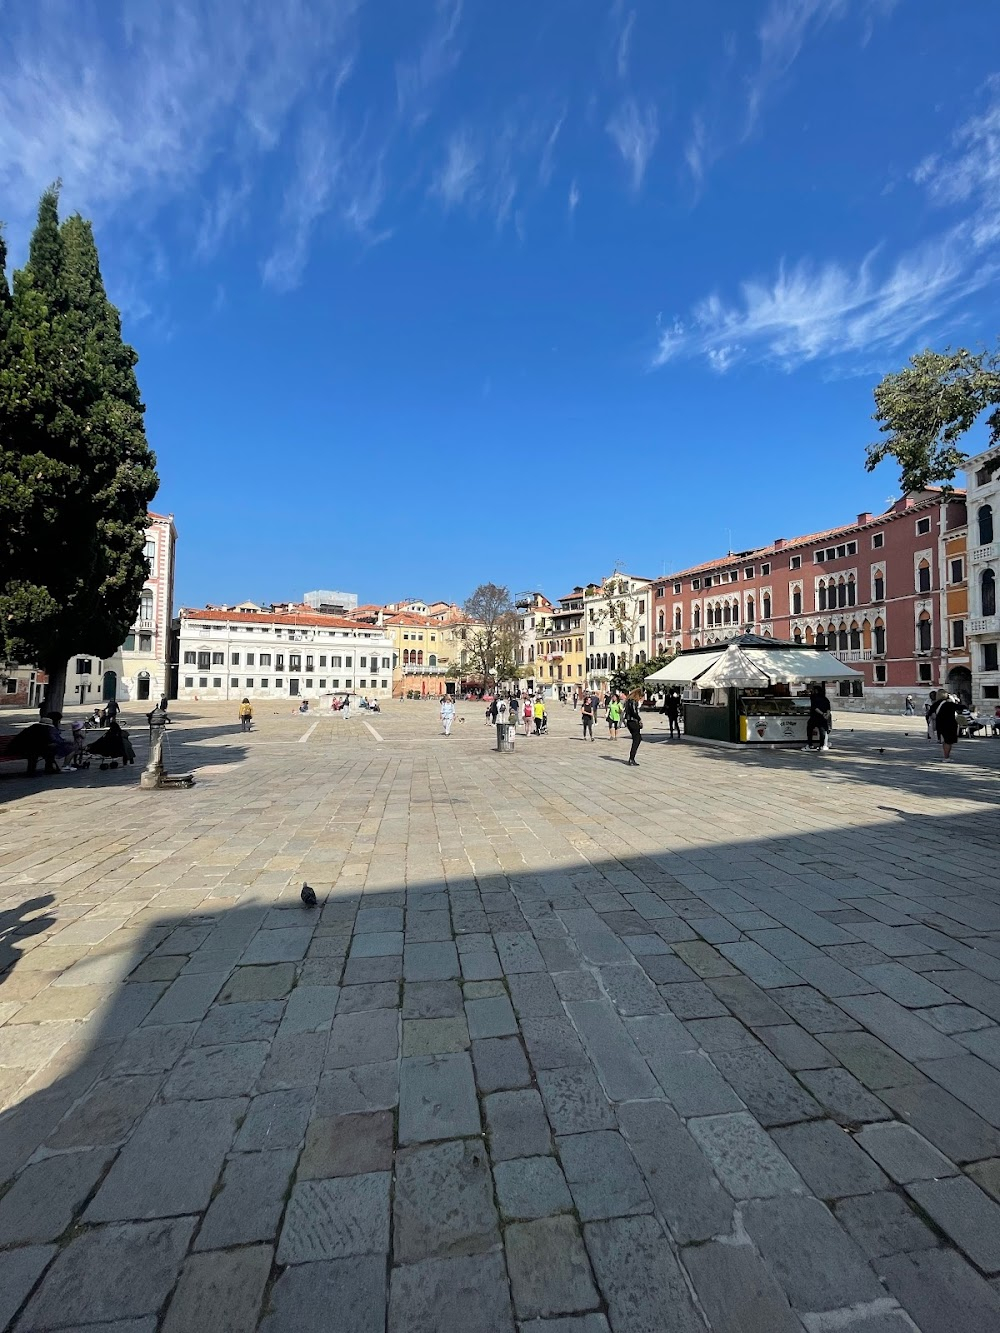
[1,698,1000,1330]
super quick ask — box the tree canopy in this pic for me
[462,582,521,685]
[0,189,158,710]
[866,345,1000,493]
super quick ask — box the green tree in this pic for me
[463,582,521,687]
[0,189,158,713]
[611,647,675,696]
[865,345,1000,493]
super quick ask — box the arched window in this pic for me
[403,649,410,665]
[849,621,861,650]
[918,559,931,594]
[838,625,849,652]
[762,593,772,620]
[673,642,681,655]
[657,611,664,632]
[609,652,616,669]
[874,569,884,601]
[979,504,994,546]
[818,580,827,612]
[918,612,931,652]
[601,654,608,669]
[793,628,802,643]
[874,618,886,655]
[528,645,534,661]
[815,629,826,649]
[837,578,847,609]
[139,590,153,621]
[792,588,802,615]
[862,618,872,651]
[805,626,815,645]
[746,595,755,622]
[674,608,682,631]
[723,603,731,625]
[693,639,701,648]
[983,568,997,617]
[429,654,437,666]
[417,650,424,665]
[694,606,701,629]
[847,576,856,607]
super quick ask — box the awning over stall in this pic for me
[646,636,862,687]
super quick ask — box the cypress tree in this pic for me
[0,189,159,712]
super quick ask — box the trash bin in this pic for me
[497,722,516,752]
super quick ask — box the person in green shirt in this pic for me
[607,696,622,740]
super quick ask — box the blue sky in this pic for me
[2,0,999,607]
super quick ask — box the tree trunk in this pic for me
[42,659,67,717]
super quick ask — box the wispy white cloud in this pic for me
[538,112,565,187]
[568,179,581,218]
[616,9,636,80]
[395,0,463,126]
[745,0,846,137]
[431,131,482,210]
[606,97,658,192]
[261,117,337,292]
[655,81,1000,374]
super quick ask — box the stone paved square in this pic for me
[2,701,1000,1329]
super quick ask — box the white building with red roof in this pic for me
[177,604,394,704]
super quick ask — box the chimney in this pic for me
[773,538,785,550]
[857,512,873,524]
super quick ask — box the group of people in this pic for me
[471,689,648,764]
[923,690,963,761]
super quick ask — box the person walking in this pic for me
[624,691,643,765]
[572,691,578,710]
[805,686,832,751]
[342,694,351,722]
[523,696,534,736]
[581,692,595,741]
[607,695,622,740]
[533,697,546,735]
[663,690,681,739]
[238,698,253,731]
[935,692,959,761]
[103,695,120,725]
[904,694,915,716]
[924,691,939,742]
[440,695,455,736]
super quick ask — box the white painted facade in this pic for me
[964,446,1000,707]
[66,511,177,705]
[177,609,394,703]
[584,573,651,689]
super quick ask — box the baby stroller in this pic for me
[68,722,91,770]
[87,721,136,770]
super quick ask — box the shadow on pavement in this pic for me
[1,818,1000,1329]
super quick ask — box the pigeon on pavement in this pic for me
[300,883,317,908]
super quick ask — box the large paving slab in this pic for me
[2,700,1000,1328]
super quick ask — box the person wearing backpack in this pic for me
[624,691,643,766]
[238,698,253,731]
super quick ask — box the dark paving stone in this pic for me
[687,1111,805,1200]
[919,1054,1000,1128]
[681,1239,803,1333]
[880,1082,1000,1164]
[494,1155,574,1220]
[706,975,790,1027]
[19,1218,196,1329]
[906,1176,1000,1274]
[45,1074,162,1149]
[536,1065,615,1134]
[393,1139,499,1264]
[835,1191,940,1260]
[401,980,461,1018]
[520,1015,590,1071]
[0,1245,56,1332]
[194,1149,297,1248]
[820,1031,927,1090]
[399,1051,480,1142]
[757,1023,838,1070]
[472,1036,532,1092]
[161,1244,272,1333]
[505,1215,600,1321]
[0,1148,114,1244]
[659,982,730,1020]
[556,1130,652,1221]
[585,1214,704,1333]
[218,963,295,1003]
[277,1172,391,1262]
[854,1121,959,1183]
[563,999,661,1100]
[877,1248,1000,1333]
[742,1194,885,1312]
[618,1100,733,1244]
[506,972,563,1016]
[771,985,862,1033]
[770,1119,888,1199]
[299,1110,394,1178]
[712,1047,822,1127]
[388,1252,515,1333]
[259,1255,385,1333]
[796,1067,892,1126]
[484,1088,552,1160]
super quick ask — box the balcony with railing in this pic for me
[969,543,997,564]
[832,648,873,662]
[968,616,999,635]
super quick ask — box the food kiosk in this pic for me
[645,636,862,746]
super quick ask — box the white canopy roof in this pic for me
[646,641,862,687]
